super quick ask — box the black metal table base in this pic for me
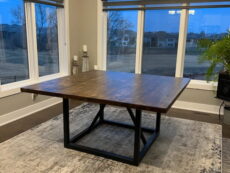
[62,99,161,166]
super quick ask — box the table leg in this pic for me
[156,112,161,133]
[99,104,106,122]
[127,108,146,145]
[63,103,160,166]
[134,109,141,165]
[63,98,70,147]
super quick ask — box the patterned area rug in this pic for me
[0,103,222,173]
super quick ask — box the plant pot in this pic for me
[217,72,230,101]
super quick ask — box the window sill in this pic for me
[0,73,68,99]
[186,80,217,91]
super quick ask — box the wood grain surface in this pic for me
[21,70,190,113]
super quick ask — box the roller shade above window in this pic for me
[102,0,230,11]
[24,0,64,8]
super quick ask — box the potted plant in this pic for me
[198,31,230,101]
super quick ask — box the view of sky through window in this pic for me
[107,11,138,73]
[0,0,29,85]
[107,4,230,79]
[142,9,180,76]
[35,3,60,77]
[0,0,60,85]
[1,0,230,84]
[0,0,22,24]
[184,8,229,80]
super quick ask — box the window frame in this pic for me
[0,1,70,98]
[97,0,219,91]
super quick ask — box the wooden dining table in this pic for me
[21,70,190,166]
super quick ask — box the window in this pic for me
[184,8,228,80]
[0,0,67,94]
[142,10,180,76]
[0,0,29,85]
[98,0,230,90]
[107,11,138,73]
[100,1,230,87]
[35,4,60,77]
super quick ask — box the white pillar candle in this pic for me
[83,45,87,52]
[74,55,78,61]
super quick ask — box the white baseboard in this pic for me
[172,100,223,115]
[0,98,62,127]
[0,99,223,127]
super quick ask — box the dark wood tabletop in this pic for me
[21,70,190,113]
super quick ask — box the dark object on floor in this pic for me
[217,72,230,101]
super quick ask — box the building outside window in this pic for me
[35,3,60,77]
[0,0,29,85]
[184,8,229,80]
[0,0,67,93]
[142,10,180,76]
[107,11,138,73]
[104,2,229,82]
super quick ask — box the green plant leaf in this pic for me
[197,31,230,81]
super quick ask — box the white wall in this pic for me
[0,93,50,116]
[69,0,98,71]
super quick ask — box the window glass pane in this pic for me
[35,4,59,77]
[0,0,29,85]
[107,11,137,73]
[184,8,228,80]
[142,10,180,76]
